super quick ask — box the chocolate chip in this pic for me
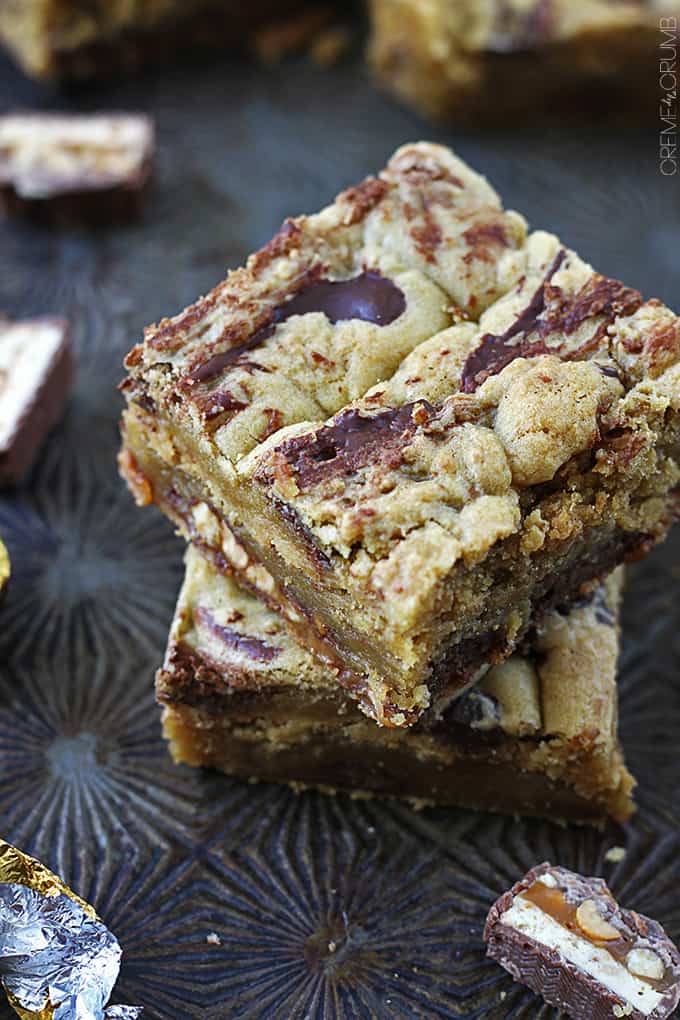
[274,403,427,489]
[200,390,248,421]
[461,253,642,394]
[448,689,501,730]
[461,250,566,393]
[280,270,406,326]
[189,271,406,384]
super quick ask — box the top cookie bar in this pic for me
[121,142,680,726]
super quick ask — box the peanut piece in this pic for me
[626,948,664,981]
[576,899,620,941]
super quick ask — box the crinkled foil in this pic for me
[0,840,141,1020]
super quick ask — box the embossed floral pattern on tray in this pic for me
[0,48,679,1020]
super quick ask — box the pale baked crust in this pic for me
[158,548,634,825]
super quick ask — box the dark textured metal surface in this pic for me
[0,43,679,1020]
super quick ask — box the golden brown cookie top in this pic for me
[242,226,678,612]
[124,143,528,460]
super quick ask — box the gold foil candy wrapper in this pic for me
[0,540,9,598]
[0,839,141,1020]
[0,840,93,917]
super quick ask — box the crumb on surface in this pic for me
[604,846,626,863]
[206,932,221,946]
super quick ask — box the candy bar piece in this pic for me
[0,1,330,80]
[158,548,634,825]
[120,142,680,726]
[0,540,9,601]
[0,113,154,225]
[0,318,73,487]
[484,862,680,1020]
[0,838,140,1020]
[369,0,677,123]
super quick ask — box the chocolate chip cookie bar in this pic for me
[0,1,327,80]
[485,863,680,1019]
[0,317,73,486]
[370,0,679,123]
[0,114,154,226]
[159,548,634,825]
[121,143,680,726]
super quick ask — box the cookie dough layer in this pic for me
[0,0,321,79]
[159,548,634,825]
[369,0,680,123]
[121,144,680,726]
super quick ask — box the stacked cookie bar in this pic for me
[120,142,680,823]
[369,0,679,123]
[0,1,327,79]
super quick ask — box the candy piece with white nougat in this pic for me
[485,862,680,1020]
[0,113,154,225]
[0,317,73,487]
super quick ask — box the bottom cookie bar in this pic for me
[484,863,680,1020]
[158,548,634,824]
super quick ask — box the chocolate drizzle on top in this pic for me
[276,402,429,489]
[194,607,280,663]
[461,249,567,392]
[189,270,406,384]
